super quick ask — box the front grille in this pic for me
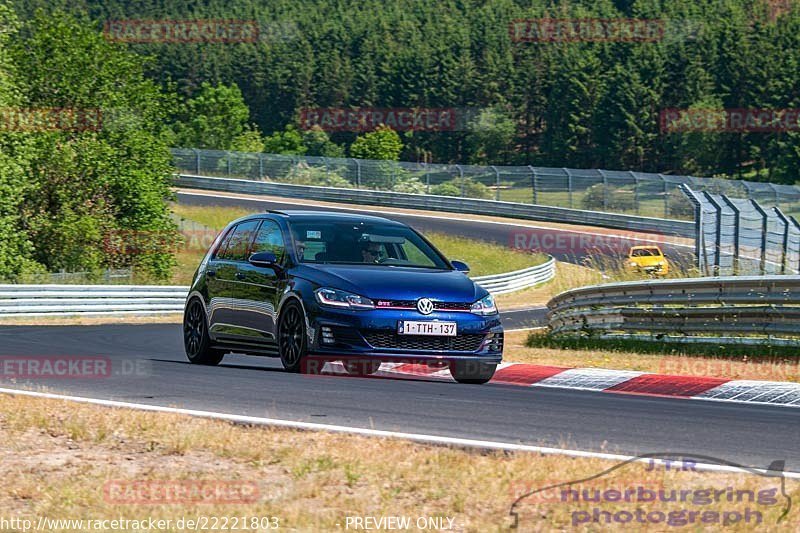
[363,331,484,352]
[375,300,471,311]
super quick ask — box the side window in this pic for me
[217,220,260,262]
[252,220,285,262]
[212,227,236,260]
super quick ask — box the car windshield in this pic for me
[631,248,662,257]
[289,220,449,269]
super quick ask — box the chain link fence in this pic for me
[681,185,800,276]
[172,148,800,221]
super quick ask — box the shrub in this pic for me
[284,164,353,188]
[431,182,461,197]
[431,177,492,199]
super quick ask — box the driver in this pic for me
[361,242,382,263]
[295,240,307,259]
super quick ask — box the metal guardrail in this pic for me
[0,260,555,316]
[472,257,556,295]
[0,285,188,317]
[174,174,695,238]
[547,276,800,342]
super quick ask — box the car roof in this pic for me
[265,210,402,225]
[630,245,662,250]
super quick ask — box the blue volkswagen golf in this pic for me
[183,210,502,383]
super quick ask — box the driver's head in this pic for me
[361,242,381,262]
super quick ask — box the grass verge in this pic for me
[0,392,795,531]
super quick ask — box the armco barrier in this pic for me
[174,174,695,238]
[0,285,188,317]
[547,275,800,342]
[471,257,555,295]
[0,260,555,317]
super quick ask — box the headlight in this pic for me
[629,261,638,267]
[315,288,374,309]
[470,294,497,316]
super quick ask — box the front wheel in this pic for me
[450,361,496,384]
[183,299,224,366]
[278,300,308,373]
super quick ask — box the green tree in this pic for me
[173,82,255,150]
[230,125,266,153]
[263,124,307,155]
[465,107,516,165]
[350,126,403,161]
[540,49,600,168]
[593,65,654,169]
[12,10,178,280]
[0,1,39,281]
[302,125,344,157]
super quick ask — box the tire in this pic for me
[183,299,225,366]
[343,359,381,376]
[278,300,308,373]
[450,361,497,384]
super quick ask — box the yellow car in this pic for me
[626,245,669,276]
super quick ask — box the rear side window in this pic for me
[212,228,235,259]
[216,220,260,261]
[252,220,286,262]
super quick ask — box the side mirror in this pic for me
[451,260,470,273]
[248,251,279,268]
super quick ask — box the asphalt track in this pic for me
[175,190,696,266]
[1,323,798,473]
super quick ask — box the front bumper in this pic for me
[307,306,503,363]
[627,263,669,275]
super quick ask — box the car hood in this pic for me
[293,264,485,302]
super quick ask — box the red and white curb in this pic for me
[323,362,800,408]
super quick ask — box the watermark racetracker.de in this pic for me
[297,107,476,132]
[660,357,800,382]
[103,19,298,44]
[509,453,792,529]
[660,108,800,133]
[509,229,665,258]
[0,356,150,380]
[509,18,704,43]
[103,480,260,505]
[0,107,103,132]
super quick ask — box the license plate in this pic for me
[398,321,457,336]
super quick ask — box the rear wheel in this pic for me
[183,299,224,366]
[343,360,381,376]
[450,361,496,384]
[278,301,307,373]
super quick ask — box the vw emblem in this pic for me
[417,298,434,315]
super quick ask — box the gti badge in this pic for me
[417,298,434,315]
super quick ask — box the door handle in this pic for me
[235,271,246,280]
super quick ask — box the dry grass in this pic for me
[496,262,601,310]
[0,393,796,531]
